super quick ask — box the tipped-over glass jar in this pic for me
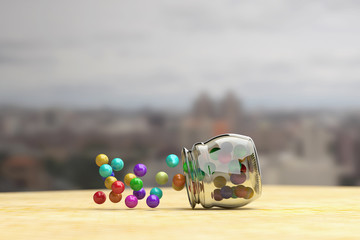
[181,133,262,208]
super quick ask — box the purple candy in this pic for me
[230,172,246,185]
[146,194,160,208]
[220,186,233,199]
[125,195,138,208]
[101,172,114,181]
[133,163,147,177]
[133,188,146,200]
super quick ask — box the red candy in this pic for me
[111,180,125,194]
[241,164,247,173]
[93,191,106,204]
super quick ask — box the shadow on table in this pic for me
[87,207,258,211]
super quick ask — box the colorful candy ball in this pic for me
[133,163,147,177]
[93,191,106,204]
[124,173,136,186]
[234,145,248,159]
[111,158,124,171]
[130,177,143,191]
[125,195,138,208]
[183,162,188,172]
[172,182,185,191]
[172,173,185,188]
[244,187,254,199]
[101,171,114,181]
[220,186,233,199]
[221,142,233,153]
[146,195,160,208]
[133,188,146,200]
[104,176,117,189]
[230,172,246,185]
[109,191,122,203]
[228,160,241,173]
[234,185,247,198]
[213,189,223,201]
[219,153,232,164]
[166,154,179,168]
[111,180,125,194]
[95,154,109,167]
[150,187,163,199]
[99,164,113,178]
[213,176,226,188]
[155,171,168,185]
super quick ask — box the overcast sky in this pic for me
[0,0,360,110]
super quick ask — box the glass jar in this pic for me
[181,133,262,208]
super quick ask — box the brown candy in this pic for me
[213,176,226,188]
[213,189,223,201]
[234,185,247,198]
[109,191,122,203]
[244,187,254,199]
[172,173,186,188]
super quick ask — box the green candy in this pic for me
[183,162,188,173]
[130,177,143,191]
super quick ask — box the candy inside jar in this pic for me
[181,133,262,209]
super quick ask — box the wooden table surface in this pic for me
[0,185,359,240]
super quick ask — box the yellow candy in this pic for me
[105,176,117,189]
[124,173,136,186]
[96,154,109,167]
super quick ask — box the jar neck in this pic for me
[182,146,205,209]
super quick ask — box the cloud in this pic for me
[0,0,360,109]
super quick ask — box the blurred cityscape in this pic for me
[0,92,359,191]
[1,1,360,191]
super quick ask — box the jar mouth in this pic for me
[181,147,196,209]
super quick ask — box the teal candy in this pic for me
[166,154,179,168]
[150,187,163,199]
[234,145,248,159]
[99,164,113,178]
[209,147,220,160]
[229,160,242,173]
[111,158,124,171]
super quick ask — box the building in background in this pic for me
[0,93,358,191]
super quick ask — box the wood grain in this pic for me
[0,185,359,240]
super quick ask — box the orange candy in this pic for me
[172,174,185,188]
[109,191,122,203]
[234,185,247,198]
[172,182,185,191]
[244,187,254,199]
